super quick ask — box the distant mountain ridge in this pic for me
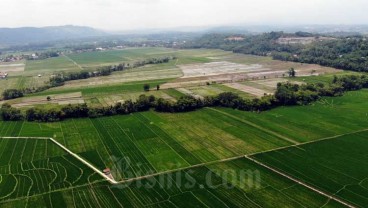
[0,25,107,45]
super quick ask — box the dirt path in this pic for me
[63,54,83,70]
[48,138,117,184]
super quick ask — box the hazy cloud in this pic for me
[1,0,367,30]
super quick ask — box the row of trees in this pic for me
[2,89,24,100]
[2,75,368,122]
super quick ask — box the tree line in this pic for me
[1,74,367,122]
[184,32,368,72]
[272,37,368,72]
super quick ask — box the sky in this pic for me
[1,0,368,30]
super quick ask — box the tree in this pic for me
[2,89,24,100]
[288,68,296,77]
[1,103,23,121]
[144,84,150,92]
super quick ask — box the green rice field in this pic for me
[1,90,368,207]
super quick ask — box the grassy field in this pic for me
[25,56,80,72]
[215,90,368,142]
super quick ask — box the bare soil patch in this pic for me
[0,63,25,72]
[224,83,271,97]
[176,88,204,99]
[179,61,263,78]
[9,92,84,108]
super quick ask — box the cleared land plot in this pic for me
[224,82,271,97]
[237,78,305,97]
[7,92,84,108]
[67,47,178,68]
[226,54,338,76]
[58,65,182,90]
[176,88,204,99]
[179,61,263,78]
[244,78,302,91]
[178,84,255,99]
[0,62,25,72]
[252,131,368,208]
[215,90,368,142]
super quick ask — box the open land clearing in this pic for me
[0,92,84,108]
[1,90,368,206]
[224,83,272,97]
[179,61,264,78]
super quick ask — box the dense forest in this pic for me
[183,32,368,72]
[1,74,367,122]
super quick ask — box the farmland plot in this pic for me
[0,157,342,207]
[0,138,103,203]
[139,109,292,162]
[216,90,368,142]
[1,89,368,206]
[179,61,264,78]
[224,83,271,97]
[252,131,368,208]
[0,62,25,73]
